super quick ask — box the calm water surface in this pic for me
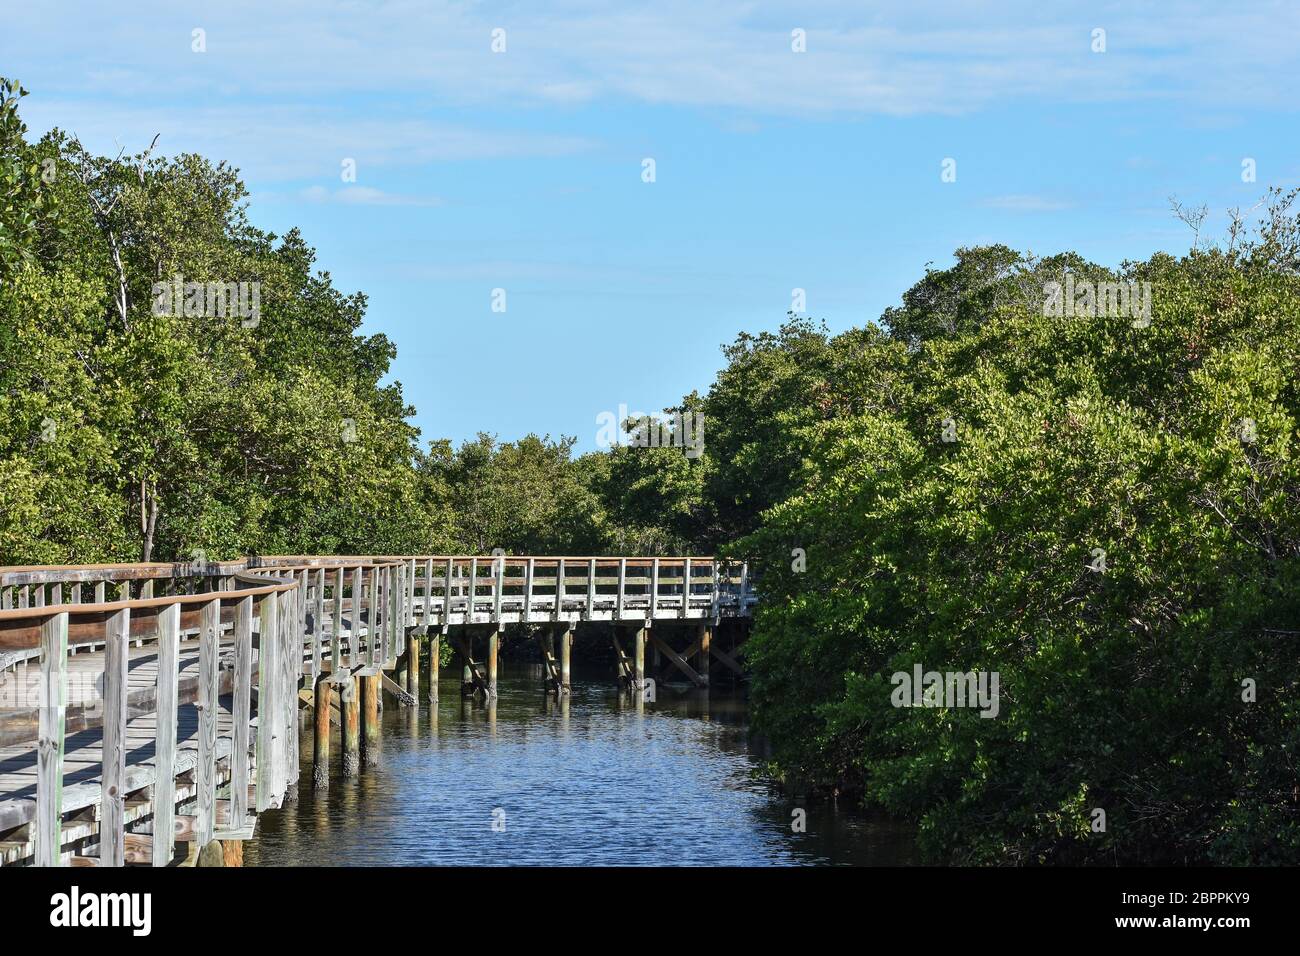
[245,666,917,866]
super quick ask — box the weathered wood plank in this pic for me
[467,559,478,626]
[313,567,325,678]
[331,567,343,673]
[368,566,380,664]
[99,607,130,866]
[280,589,299,788]
[617,558,627,620]
[648,631,707,688]
[195,598,220,846]
[681,558,692,619]
[35,612,68,866]
[442,557,453,629]
[350,566,363,665]
[256,591,279,812]
[651,558,661,617]
[423,557,434,627]
[152,602,181,866]
[231,595,253,825]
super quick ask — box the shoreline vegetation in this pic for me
[3,78,1298,865]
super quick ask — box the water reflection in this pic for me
[245,665,917,866]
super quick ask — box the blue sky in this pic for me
[4,1,1298,453]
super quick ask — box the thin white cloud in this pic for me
[4,1,1298,120]
[300,185,444,207]
[17,101,596,181]
[979,194,1076,213]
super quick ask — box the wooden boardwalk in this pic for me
[0,556,754,866]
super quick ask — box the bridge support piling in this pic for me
[429,629,441,704]
[312,675,331,788]
[559,625,571,695]
[406,629,420,702]
[633,625,646,691]
[697,623,711,689]
[342,677,360,776]
[458,631,477,698]
[487,629,499,700]
[361,673,380,764]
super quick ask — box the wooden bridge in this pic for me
[0,555,755,867]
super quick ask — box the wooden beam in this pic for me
[710,642,744,676]
[647,631,707,688]
[380,672,416,706]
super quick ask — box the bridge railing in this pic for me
[0,554,753,866]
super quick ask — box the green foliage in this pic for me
[0,82,455,563]
[734,208,1300,864]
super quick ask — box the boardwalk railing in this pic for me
[0,555,754,866]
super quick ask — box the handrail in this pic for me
[0,553,755,867]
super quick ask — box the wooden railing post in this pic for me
[493,555,505,622]
[616,558,627,621]
[586,558,595,619]
[710,560,720,619]
[651,558,661,620]
[100,607,131,866]
[314,567,325,672]
[443,557,453,628]
[388,564,400,664]
[152,603,181,866]
[554,559,565,622]
[524,558,535,624]
[232,595,253,828]
[368,566,379,664]
[681,558,692,618]
[256,591,279,812]
[35,611,68,867]
[331,567,343,673]
[423,557,434,627]
[280,588,299,789]
[299,570,311,681]
[351,566,363,664]
[407,558,417,626]
[195,598,221,846]
[467,558,478,625]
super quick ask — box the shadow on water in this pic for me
[244,663,919,866]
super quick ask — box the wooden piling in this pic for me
[341,677,360,776]
[429,629,441,703]
[312,676,331,787]
[560,626,572,695]
[407,629,420,700]
[633,625,646,690]
[487,629,499,699]
[361,674,380,764]
[698,622,711,688]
